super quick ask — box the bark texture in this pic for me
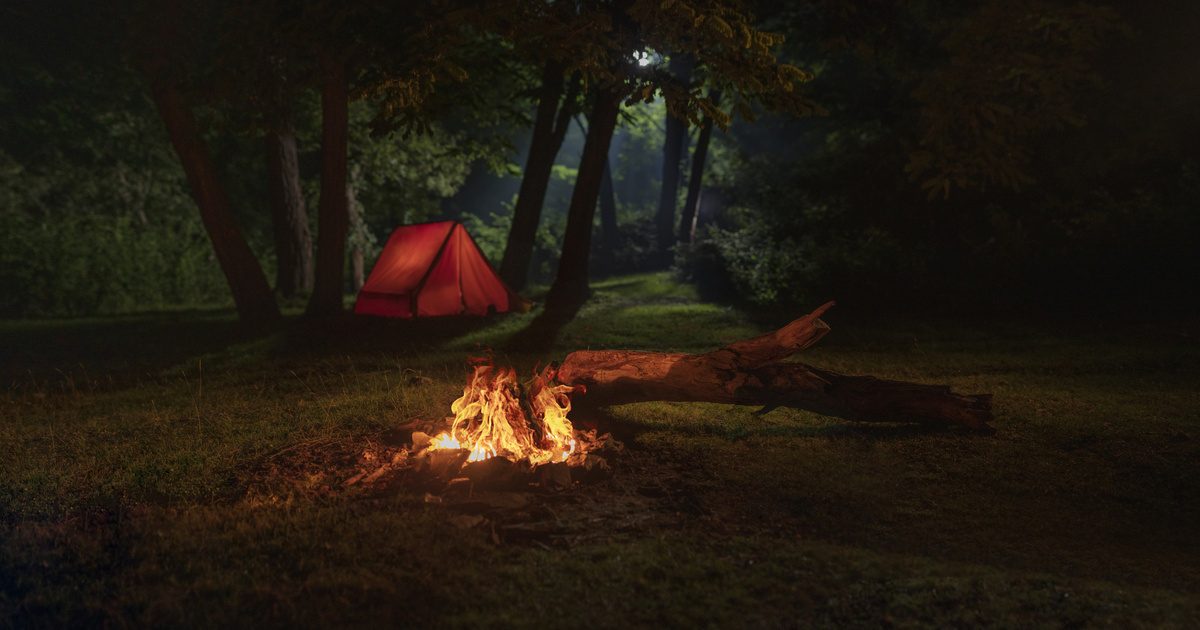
[265,125,313,297]
[544,88,622,312]
[556,301,994,431]
[150,81,280,326]
[499,63,578,291]
[307,58,350,317]
[656,55,693,260]
[598,157,619,263]
[679,89,721,243]
[348,176,364,291]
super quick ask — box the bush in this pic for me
[0,151,229,317]
[0,209,229,317]
[675,202,916,311]
[591,216,657,278]
[679,118,1200,315]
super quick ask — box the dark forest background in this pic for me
[2,0,1197,320]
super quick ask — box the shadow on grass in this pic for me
[502,299,586,354]
[276,313,499,358]
[0,308,248,387]
[1,308,518,390]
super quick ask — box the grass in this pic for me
[1,272,1198,627]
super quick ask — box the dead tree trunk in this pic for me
[556,301,994,431]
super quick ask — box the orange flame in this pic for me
[428,361,579,466]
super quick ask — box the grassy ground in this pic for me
[2,273,1198,627]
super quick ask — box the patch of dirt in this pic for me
[237,420,712,546]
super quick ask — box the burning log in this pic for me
[555,301,994,431]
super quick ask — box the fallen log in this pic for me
[555,301,993,431]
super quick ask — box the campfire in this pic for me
[328,358,618,497]
[335,302,991,496]
[425,359,585,467]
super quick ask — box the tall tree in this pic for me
[264,117,313,297]
[656,54,692,261]
[133,1,280,326]
[307,56,350,317]
[148,81,281,326]
[208,1,318,301]
[678,88,721,243]
[300,0,502,311]
[499,63,579,290]
[545,86,623,310]
[538,0,820,314]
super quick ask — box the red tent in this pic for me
[354,220,528,318]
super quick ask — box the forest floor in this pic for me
[2,273,1198,627]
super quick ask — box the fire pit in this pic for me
[343,358,619,495]
[340,301,994,497]
[250,304,992,544]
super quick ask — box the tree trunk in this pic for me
[679,89,721,243]
[149,81,280,326]
[573,114,620,274]
[656,55,693,262]
[556,301,994,431]
[499,63,578,291]
[544,88,622,313]
[598,156,619,265]
[307,57,350,317]
[265,123,313,297]
[347,171,365,292]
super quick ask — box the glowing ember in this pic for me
[427,360,583,466]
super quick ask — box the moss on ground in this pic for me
[1,273,1198,626]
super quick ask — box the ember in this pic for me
[426,359,584,467]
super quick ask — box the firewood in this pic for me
[570,454,612,482]
[556,302,993,431]
[419,449,470,481]
[463,457,533,490]
[362,464,391,484]
[536,461,573,490]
